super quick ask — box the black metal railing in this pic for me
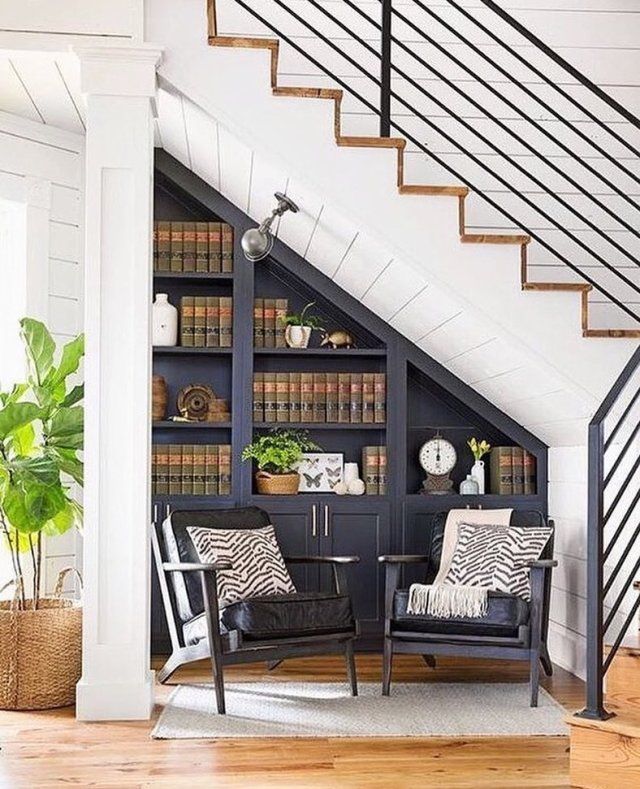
[224,0,640,324]
[577,345,640,720]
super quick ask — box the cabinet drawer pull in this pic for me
[312,504,317,537]
[324,504,329,537]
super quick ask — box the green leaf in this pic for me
[52,334,84,385]
[43,498,78,537]
[61,384,84,408]
[20,318,55,385]
[3,487,30,531]
[48,448,83,486]
[5,422,36,457]
[23,484,65,528]
[46,406,84,450]
[0,402,41,441]
[12,456,59,487]
[1,383,29,406]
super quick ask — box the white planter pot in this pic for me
[471,460,485,495]
[153,293,178,346]
[285,325,312,348]
[344,463,359,485]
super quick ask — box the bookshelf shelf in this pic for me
[253,422,386,430]
[153,421,232,429]
[253,348,386,357]
[152,346,233,355]
[154,272,233,282]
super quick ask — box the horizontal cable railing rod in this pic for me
[299,0,640,297]
[444,0,640,184]
[604,420,640,489]
[235,0,639,320]
[603,594,640,674]
[603,487,640,563]
[406,0,640,221]
[377,2,640,266]
[603,452,640,526]
[603,522,640,602]
[478,0,640,135]
[604,386,640,452]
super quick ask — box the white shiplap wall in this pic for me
[0,109,84,596]
[214,0,640,329]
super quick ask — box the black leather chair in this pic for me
[379,510,556,706]
[152,506,360,713]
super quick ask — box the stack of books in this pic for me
[362,446,388,495]
[153,221,233,273]
[180,296,233,347]
[254,298,288,348]
[489,446,536,495]
[152,444,232,496]
[253,372,386,423]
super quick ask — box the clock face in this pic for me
[419,437,457,476]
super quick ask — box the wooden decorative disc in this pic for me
[177,384,216,421]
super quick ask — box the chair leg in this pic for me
[540,643,553,677]
[157,651,184,684]
[344,641,358,697]
[422,654,436,669]
[267,660,283,671]
[529,649,540,708]
[382,637,393,696]
[209,646,226,715]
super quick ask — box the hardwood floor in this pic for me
[0,654,582,788]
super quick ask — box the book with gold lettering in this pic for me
[193,296,206,348]
[253,372,264,422]
[276,372,290,423]
[289,372,301,422]
[219,296,233,348]
[182,222,196,272]
[204,444,219,495]
[180,296,195,347]
[170,222,183,272]
[221,224,234,273]
[219,444,232,495]
[207,222,221,272]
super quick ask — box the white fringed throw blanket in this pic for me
[407,508,512,619]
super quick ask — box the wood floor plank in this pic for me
[0,655,581,788]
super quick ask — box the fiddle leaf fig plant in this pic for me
[242,428,320,474]
[0,318,84,610]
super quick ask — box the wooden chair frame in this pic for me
[151,524,360,714]
[379,519,557,707]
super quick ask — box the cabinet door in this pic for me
[249,496,319,591]
[320,497,391,637]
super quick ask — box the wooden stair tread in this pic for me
[583,329,640,338]
[568,705,640,738]
[209,35,277,51]
[461,233,530,245]
[273,87,342,100]
[399,184,469,197]
[523,282,592,293]
[336,135,406,150]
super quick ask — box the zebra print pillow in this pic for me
[187,524,296,608]
[444,523,552,601]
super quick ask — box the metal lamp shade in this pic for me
[241,226,274,262]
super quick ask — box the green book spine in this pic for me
[193,445,205,495]
[180,296,194,347]
[170,222,183,272]
[313,373,326,423]
[193,296,206,348]
[221,224,234,273]
[490,447,513,495]
[219,444,231,495]
[195,222,209,271]
[362,373,375,424]
[168,444,182,495]
[275,298,288,348]
[374,373,386,424]
[156,221,171,271]
[276,372,290,423]
[378,446,387,495]
[253,372,264,422]
[181,445,193,495]
[512,447,525,495]
[156,444,169,495]
[524,451,536,495]
[254,298,264,348]
[219,296,233,348]
[300,373,314,423]
[182,222,196,272]
[207,222,221,272]
[362,446,378,495]
[350,373,362,423]
[325,373,339,423]
[263,372,277,423]
[289,372,301,423]
[204,444,219,495]
[205,296,220,348]
[263,298,276,348]
[338,373,351,424]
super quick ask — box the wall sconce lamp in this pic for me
[241,192,299,262]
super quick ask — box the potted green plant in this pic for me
[242,428,320,494]
[0,318,84,710]
[279,302,324,349]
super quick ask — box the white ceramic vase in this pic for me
[471,460,485,494]
[285,325,312,348]
[344,463,360,485]
[153,293,178,347]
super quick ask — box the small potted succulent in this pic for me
[279,302,324,349]
[242,428,320,494]
[467,437,491,495]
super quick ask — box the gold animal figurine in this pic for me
[320,330,356,349]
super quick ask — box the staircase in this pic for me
[205,0,640,339]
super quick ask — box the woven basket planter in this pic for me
[0,574,82,711]
[255,471,300,495]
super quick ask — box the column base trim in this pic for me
[76,671,155,721]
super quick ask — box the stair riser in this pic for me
[606,651,640,711]
[570,725,640,788]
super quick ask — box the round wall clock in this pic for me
[419,433,457,494]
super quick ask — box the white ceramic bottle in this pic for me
[152,293,178,346]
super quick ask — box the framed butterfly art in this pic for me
[295,453,344,493]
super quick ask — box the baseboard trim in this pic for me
[76,671,156,721]
[548,624,585,681]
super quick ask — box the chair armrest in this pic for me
[284,555,360,565]
[378,554,430,564]
[526,559,558,569]
[163,561,233,573]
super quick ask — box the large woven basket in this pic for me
[0,571,82,711]
[255,471,300,495]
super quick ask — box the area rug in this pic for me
[151,682,568,739]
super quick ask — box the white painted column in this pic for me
[75,45,162,721]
